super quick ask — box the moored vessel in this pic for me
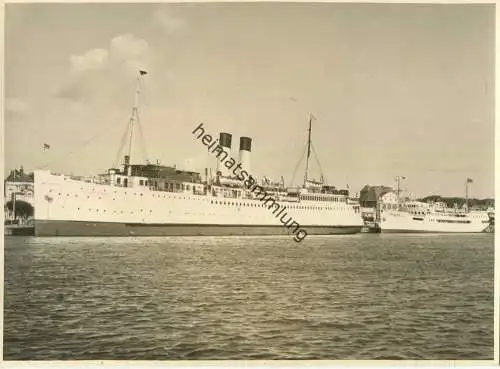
[33,71,363,238]
[380,201,490,233]
[379,177,490,234]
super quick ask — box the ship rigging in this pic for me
[113,70,150,174]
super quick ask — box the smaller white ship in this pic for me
[379,177,491,233]
[380,200,491,233]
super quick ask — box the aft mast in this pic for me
[303,113,313,187]
[124,70,148,176]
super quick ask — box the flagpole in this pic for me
[397,176,400,208]
[12,169,16,222]
[465,179,469,213]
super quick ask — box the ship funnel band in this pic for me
[219,133,232,148]
[239,137,252,152]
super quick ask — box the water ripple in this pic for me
[4,234,494,360]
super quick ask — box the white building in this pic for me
[379,191,398,211]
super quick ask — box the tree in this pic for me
[5,200,34,218]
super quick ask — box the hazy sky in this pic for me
[5,3,494,198]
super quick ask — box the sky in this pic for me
[4,3,494,198]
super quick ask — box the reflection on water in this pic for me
[4,234,494,360]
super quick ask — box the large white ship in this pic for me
[33,71,363,238]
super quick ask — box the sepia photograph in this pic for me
[3,2,495,361]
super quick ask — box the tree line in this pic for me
[417,195,494,210]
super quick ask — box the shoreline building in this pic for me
[4,166,35,222]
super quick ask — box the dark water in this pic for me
[4,234,494,360]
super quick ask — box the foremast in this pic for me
[123,70,148,176]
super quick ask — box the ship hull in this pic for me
[34,220,362,237]
[33,170,364,238]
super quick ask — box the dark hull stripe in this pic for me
[34,220,362,237]
[5,226,35,236]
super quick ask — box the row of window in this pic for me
[436,219,471,224]
[66,198,357,213]
[122,177,205,193]
[411,216,482,224]
[411,211,427,215]
[75,202,354,213]
[75,207,154,215]
[49,189,353,208]
[381,204,398,210]
[301,196,346,202]
[62,182,352,203]
[209,199,354,211]
[70,206,360,216]
[412,217,471,224]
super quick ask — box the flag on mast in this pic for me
[139,70,148,76]
[467,177,473,183]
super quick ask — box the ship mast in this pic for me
[303,113,313,187]
[465,181,468,212]
[465,177,472,213]
[395,175,406,210]
[124,70,147,176]
[289,112,324,188]
[12,169,16,221]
